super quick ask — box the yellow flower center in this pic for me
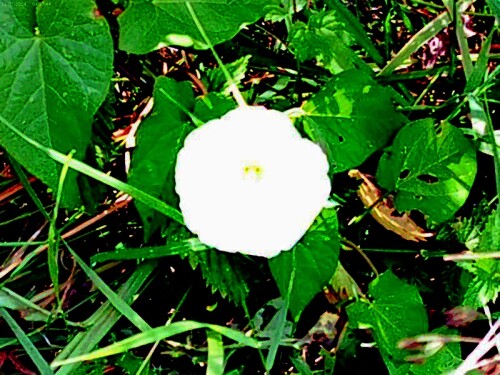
[243,164,264,181]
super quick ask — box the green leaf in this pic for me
[324,0,384,66]
[408,327,462,375]
[269,207,340,321]
[486,0,500,24]
[0,0,113,207]
[289,10,361,74]
[460,210,500,307]
[118,0,277,54]
[129,77,195,240]
[193,93,237,124]
[188,249,251,307]
[478,209,500,251]
[301,70,406,173]
[205,55,251,96]
[346,271,428,365]
[376,119,477,223]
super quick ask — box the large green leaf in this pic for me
[129,77,195,240]
[377,119,477,223]
[301,70,406,174]
[118,0,278,54]
[269,208,340,321]
[0,0,113,207]
[346,271,428,366]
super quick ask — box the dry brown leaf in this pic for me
[348,169,433,242]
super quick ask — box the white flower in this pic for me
[174,106,331,258]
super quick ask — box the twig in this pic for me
[0,177,36,205]
[341,238,379,277]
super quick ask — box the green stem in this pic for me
[184,2,246,108]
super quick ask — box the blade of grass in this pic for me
[51,321,264,368]
[90,239,209,264]
[378,0,475,76]
[0,113,184,225]
[62,239,151,333]
[448,0,473,79]
[48,151,74,312]
[483,96,500,201]
[8,156,51,221]
[265,250,295,372]
[135,284,193,375]
[0,241,46,247]
[0,307,54,375]
[465,29,495,92]
[54,261,156,375]
[207,329,225,375]
[0,286,51,320]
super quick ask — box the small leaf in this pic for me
[118,0,277,54]
[324,0,384,66]
[460,210,500,307]
[346,271,428,364]
[289,10,360,74]
[269,208,340,321]
[377,119,477,223]
[129,77,195,240]
[193,93,237,124]
[0,0,113,207]
[349,169,433,242]
[205,55,251,96]
[302,69,406,173]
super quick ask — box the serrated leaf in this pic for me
[376,119,477,223]
[118,0,277,54]
[0,0,113,207]
[188,249,250,307]
[461,210,500,307]
[346,271,428,364]
[206,55,251,96]
[269,208,340,321]
[129,77,195,240]
[289,10,359,74]
[301,70,406,173]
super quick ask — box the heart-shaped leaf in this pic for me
[301,70,406,174]
[0,0,113,207]
[269,208,340,321]
[118,0,278,54]
[129,77,195,239]
[377,119,477,223]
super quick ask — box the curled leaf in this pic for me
[349,169,433,242]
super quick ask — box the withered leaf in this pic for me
[349,169,433,242]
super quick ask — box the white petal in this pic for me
[175,106,331,258]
